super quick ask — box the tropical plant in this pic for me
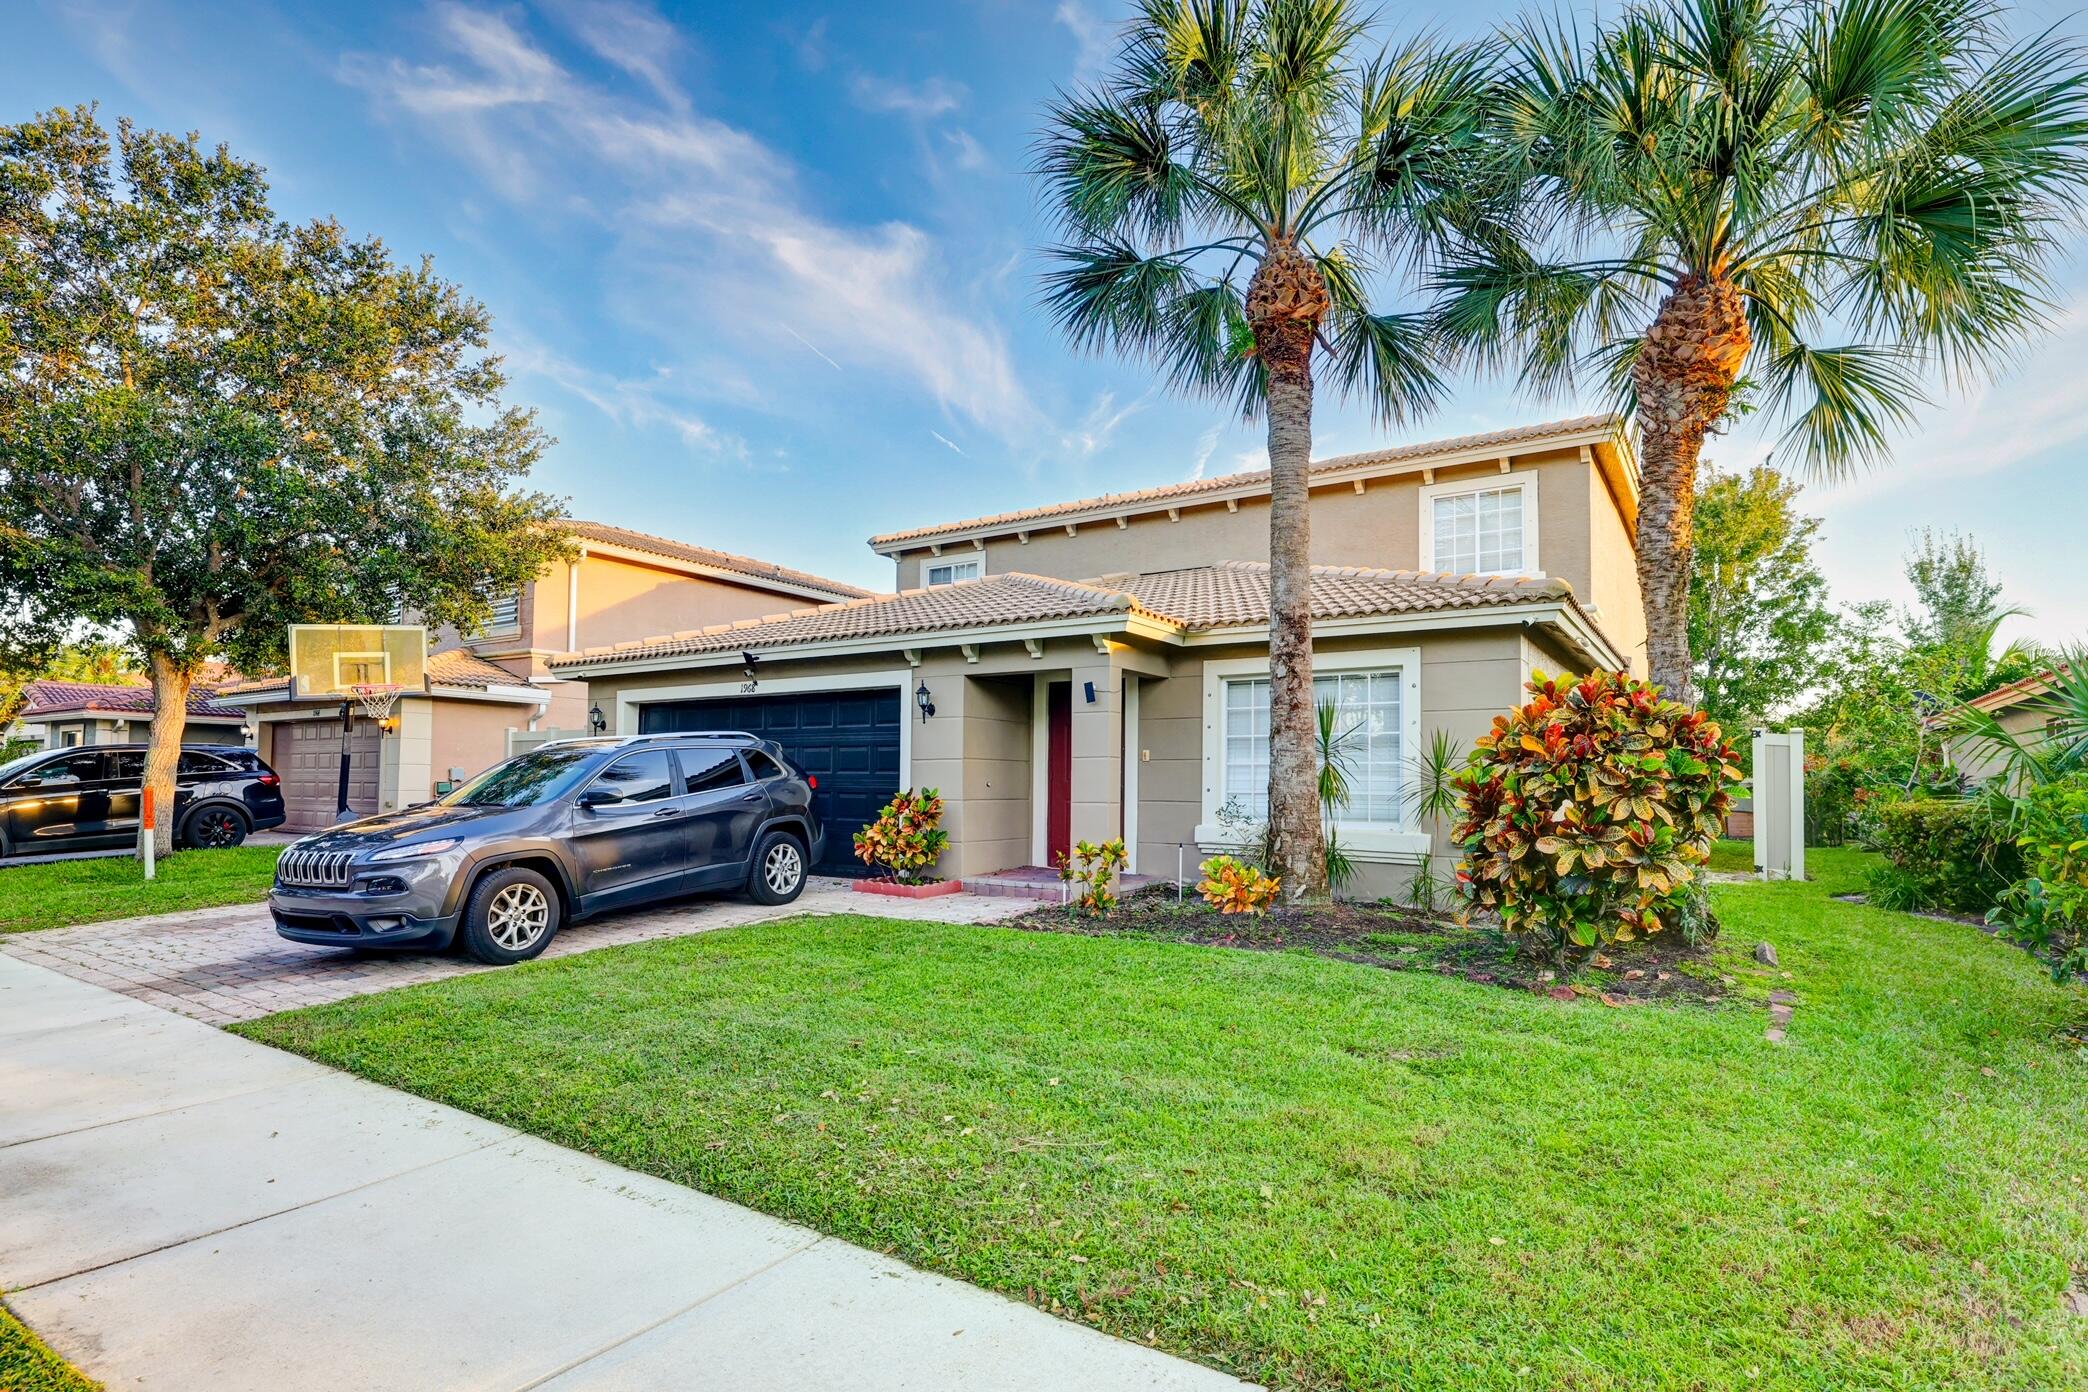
[1197,854,1283,915]
[1400,727,1464,912]
[0,107,568,852]
[1451,671,1742,969]
[1059,837,1131,917]
[1990,772,2088,981]
[852,788,952,883]
[1947,645,2088,795]
[1037,0,1495,898]
[1316,698,1360,892]
[1439,0,2088,699]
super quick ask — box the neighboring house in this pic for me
[1943,665,2076,787]
[11,679,249,750]
[550,416,1646,898]
[221,521,875,831]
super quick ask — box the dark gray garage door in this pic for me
[637,688,902,875]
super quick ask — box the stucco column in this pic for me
[906,656,971,879]
[1067,651,1123,850]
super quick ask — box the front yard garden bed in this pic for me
[239,846,2088,1392]
[1011,888,1722,1004]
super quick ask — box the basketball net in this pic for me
[347,683,403,724]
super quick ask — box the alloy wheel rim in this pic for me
[487,883,551,950]
[199,811,237,846]
[764,842,803,895]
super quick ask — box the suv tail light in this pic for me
[807,774,818,789]
[257,772,281,787]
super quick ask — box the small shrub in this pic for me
[1864,794,2017,917]
[852,787,951,883]
[1058,837,1128,917]
[1991,773,2088,980]
[1451,670,1742,968]
[1198,855,1281,915]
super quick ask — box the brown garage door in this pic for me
[277,717,381,831]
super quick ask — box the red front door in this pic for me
[1047,682,1072,866]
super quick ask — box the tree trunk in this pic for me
[1248,241,1331,902]
[1631,275,1751,702]
[144,652,192,857]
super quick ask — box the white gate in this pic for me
[1750,729,1806,881]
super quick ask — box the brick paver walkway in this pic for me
[0,880,1027,1025]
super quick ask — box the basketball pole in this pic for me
[335,699,353,820]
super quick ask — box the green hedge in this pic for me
[1865,795,2016,917]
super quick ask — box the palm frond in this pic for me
[1039,241,1204,358]
[1035,90,1207,240]
[1759,340,1925,475]
[1317,246,1443,424]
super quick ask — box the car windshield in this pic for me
[439,746,603,808]
[0,749,50,785]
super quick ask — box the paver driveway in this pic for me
[0,879,1027,1023]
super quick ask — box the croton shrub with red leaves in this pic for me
[1452,671,1743,966]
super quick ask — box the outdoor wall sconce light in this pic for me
[741,650,760,688]
[915,680,936,721]
[238,722,256,744]
[588,704,607,734]
[1083,680,1098,704]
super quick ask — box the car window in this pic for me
[113,752,146,782]
[178,751,230,776]
[441,746,602,808]
[14,752,103,788]
[594,750,675,803]
[744,751,784,781]
[678,747,745,794]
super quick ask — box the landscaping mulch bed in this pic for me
[1011,887,1726,1005]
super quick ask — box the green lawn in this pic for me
[239,847,2088,1391]
[0,846,281,933]
[1709,836,1756,873]
[1,1297,100,1392]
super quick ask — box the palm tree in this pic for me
[1439,0,2088,700]
[1037,0,1493,898]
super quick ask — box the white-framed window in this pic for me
[924,557,981,587]
[1197,648,1429,860]
[1419,474,1539,576]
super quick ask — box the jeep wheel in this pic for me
[460,866,562,965]
[747,831,807,906]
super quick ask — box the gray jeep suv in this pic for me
[270,734,823,964]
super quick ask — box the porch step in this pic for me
[962,866,1164,904]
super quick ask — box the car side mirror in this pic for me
[579,786,624,809]
[11,775,43,790]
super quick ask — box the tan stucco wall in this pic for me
[1948,704,2050,787]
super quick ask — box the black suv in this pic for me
[270,734,823,964]
[0,743,287,858]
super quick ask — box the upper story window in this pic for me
[1419,475,1539,576]
[924,558,981,587]
[478,590,522,637]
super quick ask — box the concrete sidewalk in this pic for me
[0,956,1250,1391]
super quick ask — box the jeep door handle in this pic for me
[653,808,681,818]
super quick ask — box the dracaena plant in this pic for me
[1037,0,1494,899]
[1438,0,2088,701]
[1452,671,1742,969]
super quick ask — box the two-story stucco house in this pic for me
[550,417,1647,898]
[222,522,874,830]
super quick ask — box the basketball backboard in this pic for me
[287,624,428,701]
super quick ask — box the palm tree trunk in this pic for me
[1631,275,1751,702]
[1249,241,1331,902]
[144,652,191,857]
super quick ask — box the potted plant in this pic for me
[851,787,963,899]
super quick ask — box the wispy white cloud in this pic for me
[503,337,746,458]
[542,0,688,111]
[345,4,1036,439]
[783,324,842,372]
[848,72,965,118]
[1062,389,1150,456]
[943,129,994,174]
[930,430,966,456]
[1188,425,1221,480]
[1055,1,1114,81]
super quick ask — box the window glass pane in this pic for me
[744,751,784,780]
[679,747,746,794]
[24,753,104,786]
[596,751,674,803]
[925,560,979,587]
[114,752,146,781]
[176,751,228,776]
[1434,486,1524,573]
[1223,670,1404,827]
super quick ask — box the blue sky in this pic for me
[8,0,2087,643]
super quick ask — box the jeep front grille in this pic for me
[277,848,356,889]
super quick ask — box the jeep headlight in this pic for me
[366,838,463,863]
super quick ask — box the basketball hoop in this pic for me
[348,683,403,724]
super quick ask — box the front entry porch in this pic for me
[962,864,1167,904]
